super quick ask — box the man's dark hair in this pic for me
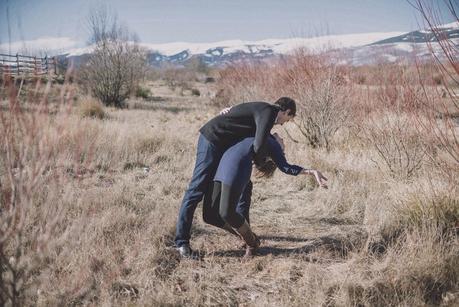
[274,97,296,117]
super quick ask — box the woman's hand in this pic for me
[303,169,328,189]
[219,106,232,115]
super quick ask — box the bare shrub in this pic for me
[81,41,146,108]
[215,51,354,150]
[371,63,427,113]
[362,111,428,179]
[359,64,430,180]
[288,51,353,151]
[160,66,197,93]
[0,75,91,305]
[80,6,147,108]
[185,57,210,75]
[215,61,276,106]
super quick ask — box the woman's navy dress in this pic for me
[214,136,303,197]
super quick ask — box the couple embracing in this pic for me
[175,97,327,259]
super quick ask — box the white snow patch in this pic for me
[392,43,415,52]
[66,45,95,56]
[385,54,398,62]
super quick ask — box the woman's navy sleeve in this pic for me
[268,138,303,176]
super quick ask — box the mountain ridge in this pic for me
[3,22,456,67]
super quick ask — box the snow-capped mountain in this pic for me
[140,21,459,66]
[4,21,456,67]
[138,32,405,66]
[61,32,405,66]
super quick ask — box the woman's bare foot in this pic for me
[243,246,256,259]
[242,233,260,259]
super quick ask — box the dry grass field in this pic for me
[0,58,458,306]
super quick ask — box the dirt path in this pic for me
[193,189,368,263]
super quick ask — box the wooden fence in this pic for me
[0,53,58,76]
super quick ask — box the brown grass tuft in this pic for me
[78,97,107,119]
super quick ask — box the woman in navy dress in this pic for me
[202,134,328,257]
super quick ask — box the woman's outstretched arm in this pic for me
[269,137,328,188]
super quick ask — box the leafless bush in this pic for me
[359,64,430,180]
[215,51,354,150]
[160,66,198,93]
[372,64,426,112]
[214,62,275,106]
[185,57,210,75]
[80,6,147,108]
[288,51,353,151]
[0,74,91,305]
[362,112,428,179]
[82,41,146,108]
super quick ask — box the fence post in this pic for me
[45,56,48,74]
[3,57,8,75]
[16,53,20,75]
[34,56,37,75]
[53,57,57,75]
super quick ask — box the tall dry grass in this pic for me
[0,74,96,305]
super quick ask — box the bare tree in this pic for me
[81,5,146,108]
[409,0,459,181]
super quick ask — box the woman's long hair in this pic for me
[254,159,276,178]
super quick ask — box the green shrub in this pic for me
[191,88,200,96]
[401,194,459,233]
[135,86,152,99]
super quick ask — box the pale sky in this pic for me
[0,0,455,46]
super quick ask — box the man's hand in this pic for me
[219,106,232,115]
[302,169,328,189]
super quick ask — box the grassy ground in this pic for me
[1,78,458,306]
